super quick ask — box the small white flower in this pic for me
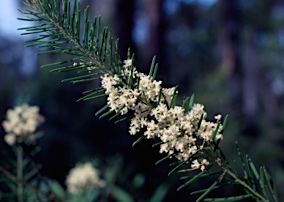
[66,162,105,194]
[123,59,132,67]
[4,133,16,145]
[2,104,44,144]
[214,114,222,121]
[191,159,200,170]
[200,159,209,171]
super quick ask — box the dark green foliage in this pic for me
[19,0,119,106]
[0,144,49,201]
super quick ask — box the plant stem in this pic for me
[17,145,23,202]
[204,149,268,202]
[0,166,60,201]
[217,162,268,202]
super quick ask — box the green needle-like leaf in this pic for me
[235,142,248,180]
[169,86,178,108]
[204,194,252,202]
[188,93,195,110]
[109,105,125,120]
[114,114,135,124]
[149,56,156,78]
[212,122,221,140]
[168,160,186,176]
[155,154,172,165]
[177,171,204,191]
[132,136,145,147]
[247,156,259,180]
[196,181,218,202]
[95,104,110,116]
[259,166,270,200]
[99,109,113,119]
[222,115,228,130]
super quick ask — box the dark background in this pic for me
[0,0,284,201]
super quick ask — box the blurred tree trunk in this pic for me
[242,30,259,136]
[219,0,259,136]
[219,0,242,110]
[145,0,167,80]
[114,0,136,59]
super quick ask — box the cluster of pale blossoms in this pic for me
[2,104,44,145]
[101,59,223,171]
[66,162,105,194]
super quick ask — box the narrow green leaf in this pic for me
[235,142,248,180]
[25,42,46,47]
[21,30,46,35]
[41,58,81,68]
[152,141,163,148]
[25,35,49,42]
[196,181,218,202]
[182,97,190,112]
[259,166,270,200]
[245,155,256,189]
[114,114,135,124]
[99,109,113,119]
[152,64,159,81]
[50,65,84,72]
[189,94,195,110]
[177,171,204,191]
[113,186,134,202]
[67,1,71,28]
[115,39,121,74]
[37,49,62,55]
[203,194,252,202]
[108,37,114,71]
[37,41,67,48]
[149,56,156,77]
[168,160,186,176]
[62,73,99,82]
[191,181,233,195]
[247,156,259,180]
[212,122,221,140]
[99,28,107,62]
[75,4,81,41]
[155,154,171,165]
[70,77,101,84]
[77,88,105,102]
[127,48,131,59]
[95,104,110,116]
[222,115,229,130]
[197,113,204,130]
[17,17,43,21]
[149,184,169,202]
[170,86,178,108]
[132,136,145,147]
[109,105,125,120]
[18,24,47,30]
[83,93,107,101]
[48,180,66,200]
[263,167,278,202]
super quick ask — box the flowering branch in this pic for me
[16,0,278,201]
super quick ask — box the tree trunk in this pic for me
[145,0,167,80]
[114,0,136,59]
[219,0,242,111]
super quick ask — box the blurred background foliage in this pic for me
[0,0,284,201]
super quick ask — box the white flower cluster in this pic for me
[2,104,44,145]
[66,162,105,194]
[101,59,223,171]
[191,159,210,172]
